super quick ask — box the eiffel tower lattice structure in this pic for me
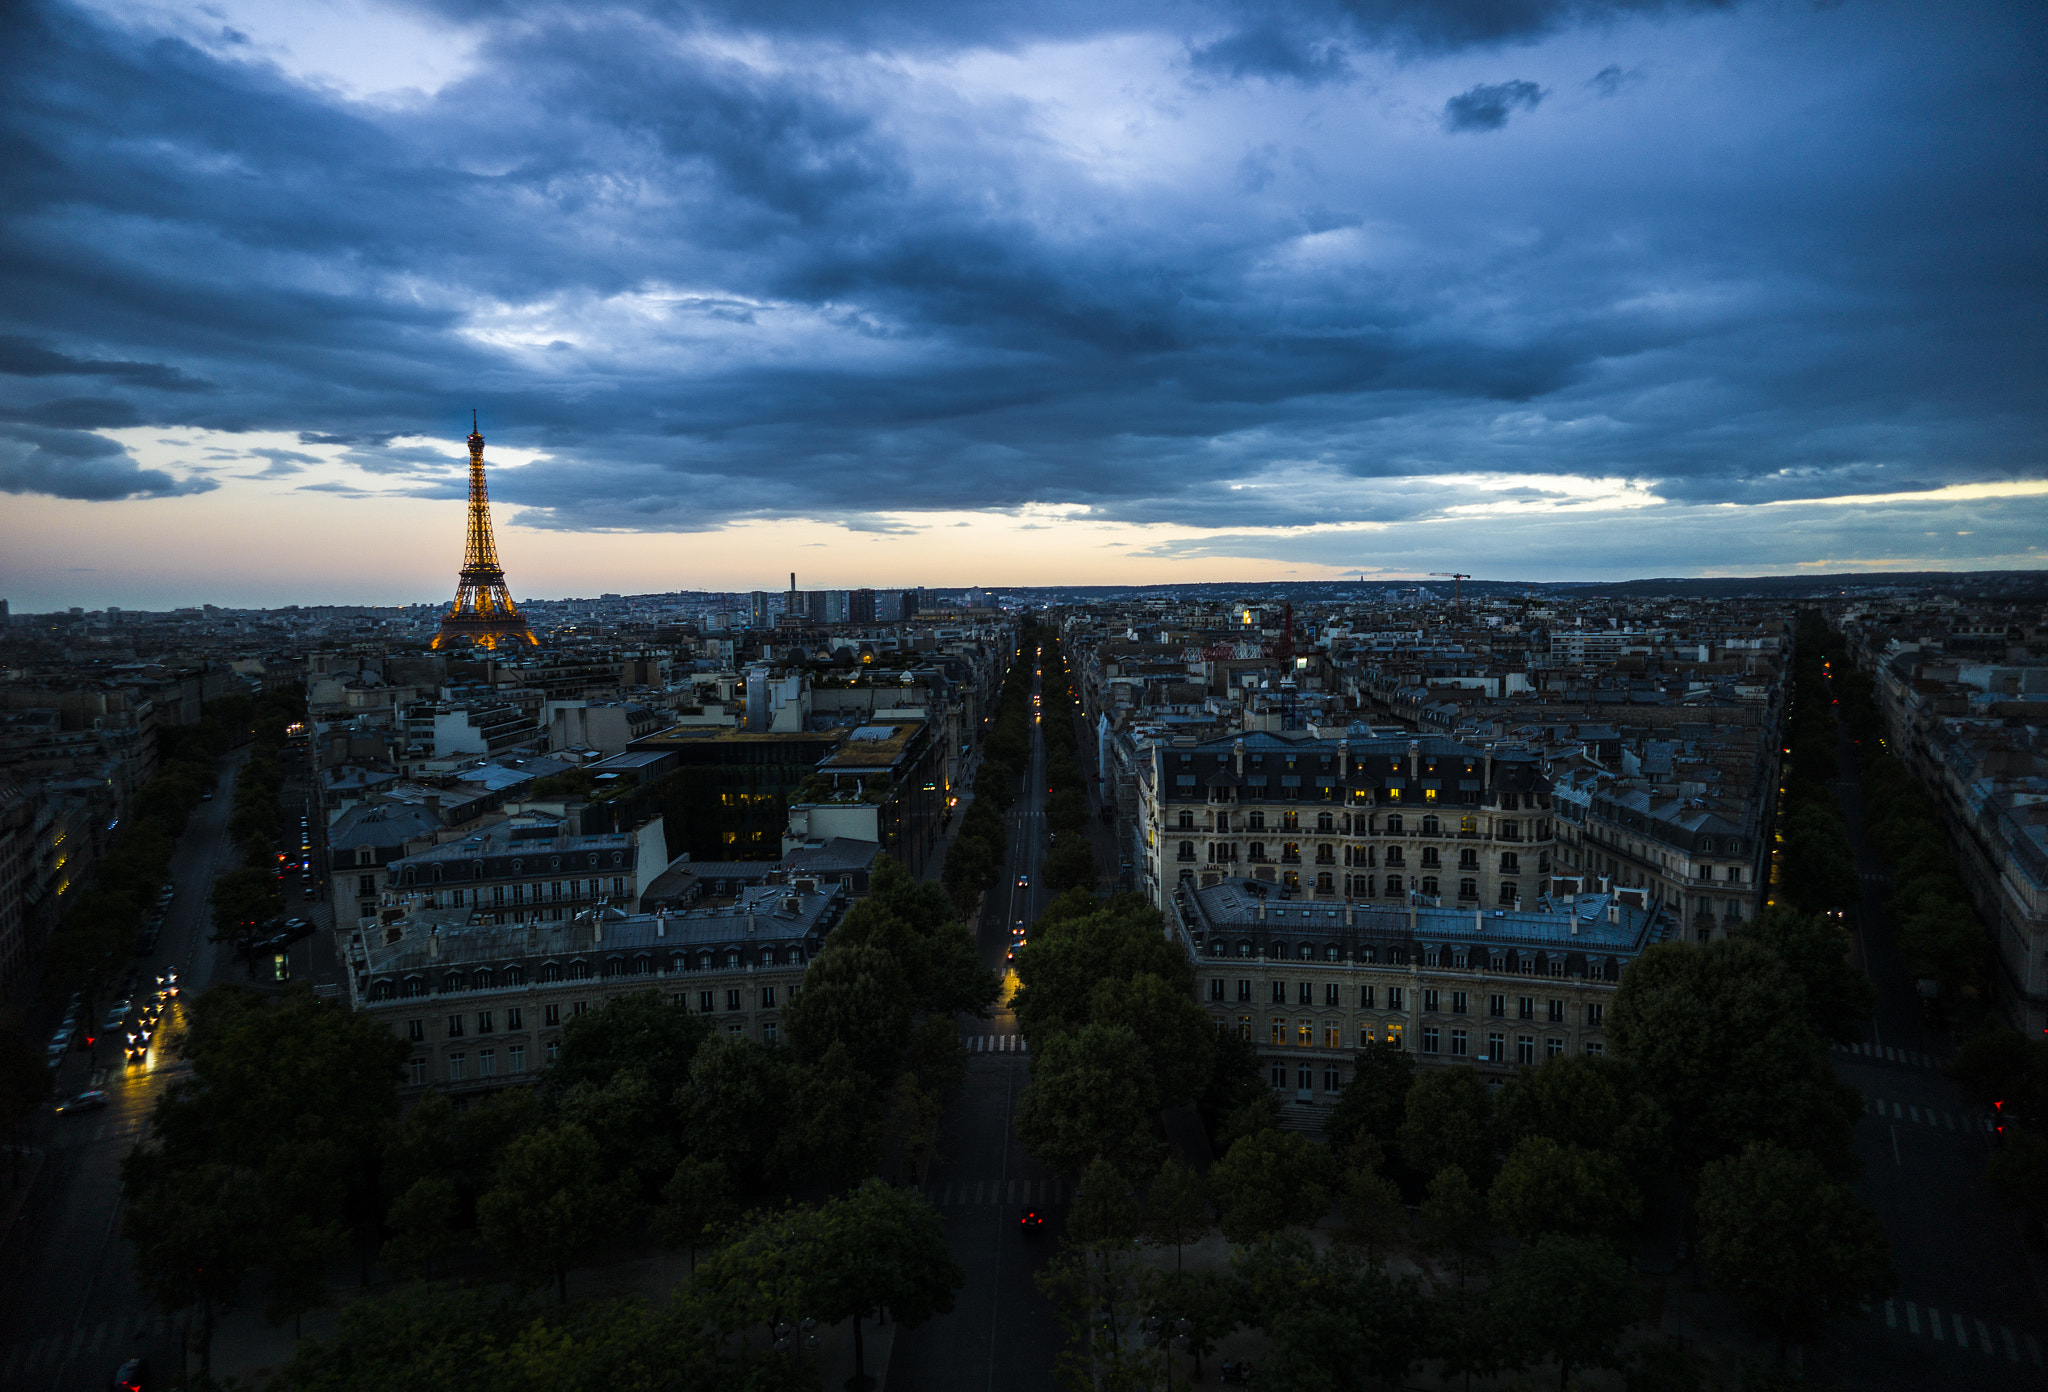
[432,416,538,651]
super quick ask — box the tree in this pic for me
[1397,1065,1497,1187]
[210,865,283,946]
[676,1034,792,1194]
[1323,1039,1416,1161]
[1142,1155,1209,1270]
[1014,1022,1162,1177]
[1209,1127,1332,1245]
[940,833,996,916]
[550,988,709,1104]
[653,1156,736,1273]
[1419,1164,1490,1288]
[1490,1233,1646,1391]
[1044,833,1098,894]
[1233,1234,1427,1391]
[1069,1156,1142,1248]
[1199,1029,1269,1150]
[1695,1141,1894,1362]
[475,1123,633,1303]
[1012,898,1189,1041]
[1608,937,1864,1175]
[381,1175,461,1280]
[780,939,914,1080]
[1488,1135,1642,1244]
[122,1154,268,1379]
[1745,905,1877,1044]
[1148,1268,1237,1383]
[1493,1053,1671,1186]
[1088,970,1215,1111]
[1333,1145,1406,1268]
[805,1181,965,1388]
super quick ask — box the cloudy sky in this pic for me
[1,0,2042,609]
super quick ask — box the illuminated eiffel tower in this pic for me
[431,414,537,651]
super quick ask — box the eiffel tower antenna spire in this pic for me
[431,415,537,651]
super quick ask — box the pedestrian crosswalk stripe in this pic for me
[1885,1299,1896,1328]
[1930,1307,1943,1341]
[1,1342,24,1380]
[1953,1312,1967,1349]
[1976,1319,1993,1356]
[1906,1302,1920,1335]
[2003,1325,2020,1362]
[2026,1333,2043,1366]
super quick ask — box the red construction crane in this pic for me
[1428,573,1472,608]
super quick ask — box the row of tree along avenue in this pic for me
[1816,616,2048,1247]
[941,622,1036,914]
[28,686,304,1076]
[121,856,994,1387]
[1035,631,1102,895]
[1008,879,1893,1385]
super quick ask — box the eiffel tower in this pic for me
[432,414,538,651]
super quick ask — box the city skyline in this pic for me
[2,0,2044,610]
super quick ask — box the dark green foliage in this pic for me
[1609,937,1863,1176]
[1696,1140,1894,1358]
[550,988,710,1103]
[1322,1038,1416,1160]
[1233,1234,1427,1391]
[1743,905,1876,1045]
[1494,1052,1671,1188]
[1209,1127,1333,1245]
[1397,1065,1499,1187]
[1044,832,1099,893]
[476,1123,635,1303]
[1488,1135,1642,1244]
[1014,1022,1163,1177]
[1490,1233,1647,1390]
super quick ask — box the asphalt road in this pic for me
[890,664,1073,1392]
[1804,712,2047,1390]
[0,752,246,1392]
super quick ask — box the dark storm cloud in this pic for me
[0,335,209,391]
[1189,23,1352,84]
[0,0,2040,546]
[0,423,215,500]
[1442,79,1546,131]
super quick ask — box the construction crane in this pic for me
[1429,573,1472,608]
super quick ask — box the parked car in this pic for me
[103,1000,132,1031]
[112,1355,152,1391]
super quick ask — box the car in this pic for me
[1017,873,1030,888]
[55,1090,108,1114]
[103,1001,132,1031]
[200,789,213,801]
[112,1355,152,1391]
[1019,1207,1045,1233]
[1006,945,1015,962]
